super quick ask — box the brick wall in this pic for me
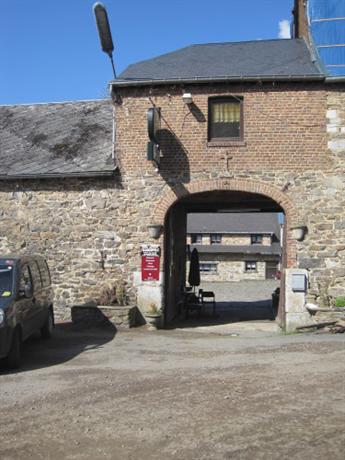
[115,83,329,175]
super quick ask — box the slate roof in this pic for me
[190,243,281,256]
[187,212,281,237]
[114,38,324,87]
[0,99,115,179]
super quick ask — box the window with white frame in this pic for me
[251,234,263,244]
[245,261,257,272]
[200,263,217,273]
[210,234,222,244]
[191,234,203,244]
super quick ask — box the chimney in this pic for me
[292,0,310,43]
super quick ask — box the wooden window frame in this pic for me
[208,96,244,144]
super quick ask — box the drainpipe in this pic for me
[110,86,118,166]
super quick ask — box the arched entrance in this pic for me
[155,179,299,329]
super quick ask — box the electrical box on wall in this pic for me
[292,273,307,292]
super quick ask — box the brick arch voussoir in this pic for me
[154,179,299,227]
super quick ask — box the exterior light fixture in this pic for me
[182,93,193,104]
[147,224,163,239]
[291,226,307,241]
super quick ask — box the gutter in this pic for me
[109,74,325,88]
[325,76,345,83]
[0,169,117,181]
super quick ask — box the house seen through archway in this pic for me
[163,190,286,329]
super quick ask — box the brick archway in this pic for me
[155,178,299,268]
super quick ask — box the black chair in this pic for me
[183,292,202,319]
[199,289,216,315]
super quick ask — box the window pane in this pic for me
[251,234,263,244]
[245,261,257,271]
[210,101,241,139]
[29,261,42,290]
[191,234,202,244]
[210,234,222,244]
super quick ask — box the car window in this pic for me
[29,261,42,291]
[0,263,14,297]
[19,265,33,294]
[37,259,51,287]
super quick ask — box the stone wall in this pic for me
[0,177,152,315]
[187,254,269,281]
[186,234,272,246]
[0,82,343,324]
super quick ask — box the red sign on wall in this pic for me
[141,245,161,281]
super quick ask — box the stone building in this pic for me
[186,213,281,282]
[0,3,344,330]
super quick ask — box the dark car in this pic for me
[0,255,54,369]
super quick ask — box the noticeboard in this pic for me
[141,245,161,281]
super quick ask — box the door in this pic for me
[265,261,278,279]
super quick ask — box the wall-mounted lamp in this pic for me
[147,224,163,239]
[182,93,193,104]
[291,226,308,242]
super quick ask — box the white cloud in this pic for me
[278,20,291,39]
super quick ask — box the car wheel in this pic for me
[41,309,54,339]
[6,328,21,369]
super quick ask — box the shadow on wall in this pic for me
[0,322,116,374]
[158,128,190,185]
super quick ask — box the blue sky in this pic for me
[0,0,294,105]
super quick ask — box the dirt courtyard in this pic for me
[0,323,344,460]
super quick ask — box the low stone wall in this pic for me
[71,305,140,329]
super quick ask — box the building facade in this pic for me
[186,213,281,282]
[0,4,344,330]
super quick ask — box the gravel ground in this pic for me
[0,323,344,460]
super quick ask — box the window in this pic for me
[210,234,222,244]
[200,263,217,273]
[37,259,51,287]
[19,265,33,293]
[29,261,42,290]
[245,261,257,272]
[191,234,203,244]
[251,234,263,245]
[208,96,243,141]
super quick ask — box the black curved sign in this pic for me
[147,107,161,145]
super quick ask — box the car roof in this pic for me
[0,254,46,264]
